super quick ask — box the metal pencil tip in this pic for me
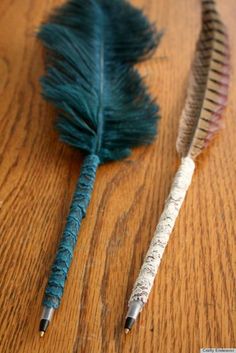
[39,331,45,338]
[124,328,130,334]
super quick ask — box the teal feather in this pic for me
[38,0,161,309]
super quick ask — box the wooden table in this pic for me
[0,0,235,352]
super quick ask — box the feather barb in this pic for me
[176,0,230,159]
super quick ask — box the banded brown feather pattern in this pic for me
[176,0,230,159]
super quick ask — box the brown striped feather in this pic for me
[176,0,230,159]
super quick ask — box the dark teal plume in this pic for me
[38,0,161,310]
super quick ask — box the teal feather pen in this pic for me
[37,0,162,336]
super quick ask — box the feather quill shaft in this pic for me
[125,0,230,331]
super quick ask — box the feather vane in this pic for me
[176,0,230,159]
[38,0,161,163]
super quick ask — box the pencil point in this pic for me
[40,307,54,336]
[124,317,135,332]
[39,319,50,335]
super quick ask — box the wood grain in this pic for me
[0,0,235,352]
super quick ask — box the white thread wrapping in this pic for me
[129,157,195,305]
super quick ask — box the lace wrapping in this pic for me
[129,157,195,304]
[43,154,100,308]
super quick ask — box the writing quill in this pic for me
[37,0,161,336]
[125,0,230,332]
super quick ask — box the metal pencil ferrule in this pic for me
[41,307,54,322]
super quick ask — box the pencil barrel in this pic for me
[128,157,195,305]
[43,154,100,309]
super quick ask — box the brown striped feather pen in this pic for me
[124,0,230,333]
